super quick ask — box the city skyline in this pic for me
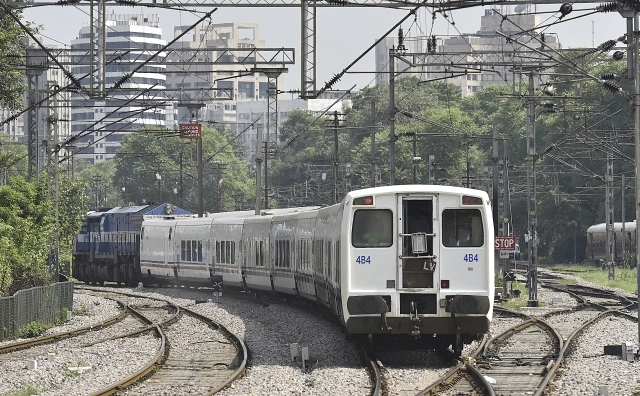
[24,4,624,93]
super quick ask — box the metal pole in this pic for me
[412,132,417,184]
[492,126,500,282]
[371,100,376,187]
[622,174,626,256]
[333,111,339,204]
[255,124,262,215]
[389,47,396,185]
[197,137,203,217]
[526,72,538,306]
[633,13,640,346]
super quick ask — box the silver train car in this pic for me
[585,221,637,264]
[139,185,494,354]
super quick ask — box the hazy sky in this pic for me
[24,3,624,92]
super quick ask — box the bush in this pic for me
[16,321,52,339]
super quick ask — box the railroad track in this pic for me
[78,287,248,395]
[416,275,638,395]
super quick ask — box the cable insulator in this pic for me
[597,39,617,52]
[599,73,617,80]
[602,80,621,93]
[596,2,618,12]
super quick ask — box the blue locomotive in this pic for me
[73,203,192,285]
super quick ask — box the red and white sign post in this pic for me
[179,123,202,139]
[495,236,516,259]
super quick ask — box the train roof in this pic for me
[345,184,490,200]
[587,221,636,233]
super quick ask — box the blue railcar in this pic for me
[73,203,192,285]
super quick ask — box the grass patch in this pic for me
[16,321,53,339]
[72,303,91,316]
[546,264,638,294]
[496,281,546,309]
[6,385,40,396]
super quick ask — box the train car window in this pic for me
[169,228,172,241]
[259,240,265,267]
[285,240,291,268]
[198,241,203,262]
[230,241,235,264]
[216,241,221,263]
[442,209,484,247]
[352,209,393,248]
[221,241,227,263]
[187,240,193,261]
[181,240,186,261]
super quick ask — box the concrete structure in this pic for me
[375,7,561,96]
[70,14,168,164]
[166,22,280,124]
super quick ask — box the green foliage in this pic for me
[72,303,91,316]
[16,321,52,338]
[111,126,253,213]
[0,0,31,110]
[547,264,638,293]
[6,385,41,396]
[58,307,69,324]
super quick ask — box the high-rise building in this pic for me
[166,22,281,124]
[375,8,561,96]
[70,14,168,164]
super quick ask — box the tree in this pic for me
[0,176,53,295]
[0,0,29,110]
[113,126,254,213]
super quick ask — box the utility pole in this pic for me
[605,154,614,280]
[389,46,396,185]
[492,126,500,282]
[370,100,376,188]
[526,72,538,307]
[622,173,626,256]
[255,123,263,215]
[332,111,339,205]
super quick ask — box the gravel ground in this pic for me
[0,277,637,395]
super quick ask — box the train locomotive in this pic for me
[72,203,193,286]
[74,185,494,354]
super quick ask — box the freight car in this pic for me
[585,221,636,265]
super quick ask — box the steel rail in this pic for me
[0,300,127,355]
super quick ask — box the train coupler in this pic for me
[379,312,392,332]
[410,301,422,338]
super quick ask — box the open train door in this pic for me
[398,196,438,312]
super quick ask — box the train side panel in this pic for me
[140,219,177,284]
[294,212,318,300]
[172,219,212,285]
[211,219,245,288]
[242,216,273,291]
[271,214,297,295]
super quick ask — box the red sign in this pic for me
[179,123,202,139]
[495,236,516,250]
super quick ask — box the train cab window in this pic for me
[442,209,484,247]
[352,209,393,248]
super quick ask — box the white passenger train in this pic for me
[139,185,494,354]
